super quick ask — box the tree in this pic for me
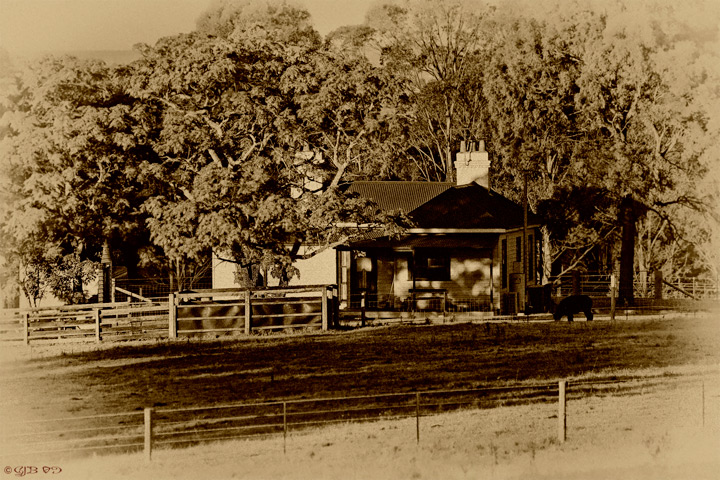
[0,55,148,304]
[131,14,407,287]
[482,9,603,282]
[573,0,720,303]
[196,0,320,46]
[366,0,492,181]
[292,48,415,185]
[477,0,719,298]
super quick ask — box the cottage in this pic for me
[336,143,541,316]
[213,142,542,315]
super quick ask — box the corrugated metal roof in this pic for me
[347,181,454,213]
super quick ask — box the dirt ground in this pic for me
[56,370,720,480]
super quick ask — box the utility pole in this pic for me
[523,173,529,313]
[445,110,452,182]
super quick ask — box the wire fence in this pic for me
[1,374,715,462]
[112,277,214,303]
[0,411,146,458]
[346,292,494,313]
[553,273,719,300]
[344,274,718,319]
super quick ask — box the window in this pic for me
[395,255,412,282]
[338,251,351,303]
[415,251,450,281]
[515,236,522,264]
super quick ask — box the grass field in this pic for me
[1,314,719,478]
[1,314,719,421]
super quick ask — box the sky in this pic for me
[0,0,377,55]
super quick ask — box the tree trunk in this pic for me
[235,264,264,288]
[619,195,637,305]
[541,226,552,285]
[169,268,176,294]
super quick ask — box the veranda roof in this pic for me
[347,233,497,250]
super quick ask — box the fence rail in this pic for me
[347,292,494,314]
[344,274,718,318]
[553,273,719,299]
[0,285,336,345]
[1,374,714,461]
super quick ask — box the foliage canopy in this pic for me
[0,0,718,305]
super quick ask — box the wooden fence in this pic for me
[172,285,335,337]
[0,302,166,344]
[0,285,337,344]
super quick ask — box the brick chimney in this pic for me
[454,140,490,188]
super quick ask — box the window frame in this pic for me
[414,250,451,282]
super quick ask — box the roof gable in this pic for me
[409,183,540,229]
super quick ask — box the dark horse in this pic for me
[552,295,594,322]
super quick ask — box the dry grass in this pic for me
[58,374,720,480]
[1,315,718,422]
[1,314,719,479]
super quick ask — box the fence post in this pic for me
[244,290,252,335]
[168,294,177,339]
[94,309,101,343]
[144,407,153,462]
[443,291,448,321]
[416,392,420,444]
[558,380,567,443]
[610,275,617,321]
[572,270,581,295]
[321,286,328,331]
[361,291,367,327]
[331,286,339,329]
[702,381,705,428]
[283,401,287,454]
[23,313,29,345]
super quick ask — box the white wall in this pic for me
[212,251,237,288]
[287,248,336,286]
[16,277,99,309]
[212,249,337,289]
